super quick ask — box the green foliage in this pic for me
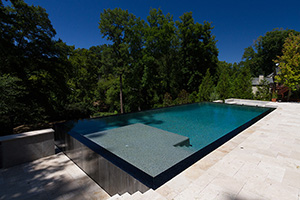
[242,28,300,76]
[92,111,118,118]
[255,79,271,101]
[0,75,26,116]
[176,12,218,92]
[216,62,231,101]
[0,0,72,131]
[231,67,253,99]
[144,8,180,99]
[198,69,214,101]
[64,102,92,120]
[209,87,220,102]
[175,89,190,105]
[189,91,198,103]
[2,3,262,133]
[98,8,219,111]
[101,76,120,112]
[96,74,118,111]
[163,93,174,107]
[215,61,253,101]
[99,8,146,113]
[0,74,27,135]
[275,33,300,94]
[68,48,99,105]
[98,8,217,111]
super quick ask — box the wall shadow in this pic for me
[0,152,109,200]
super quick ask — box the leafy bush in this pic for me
[163,92,174,107]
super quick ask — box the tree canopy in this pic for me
[98,8,219,111]
[0,0,71,134]
[242,28,300,76]
[275,33,300,97]
[2,0,292,136]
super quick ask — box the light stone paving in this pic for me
[1,101,300,200]
[0,151,110,200]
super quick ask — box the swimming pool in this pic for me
[55,102,274,195]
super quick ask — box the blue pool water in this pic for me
[65,102,270,151]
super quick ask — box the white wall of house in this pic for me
[252,86,259,94]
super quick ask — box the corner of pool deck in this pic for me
[85,123,195,177]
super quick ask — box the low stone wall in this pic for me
[0,129,55,168]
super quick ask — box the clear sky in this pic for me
[24,0,300,64]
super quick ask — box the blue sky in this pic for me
[24,0,300,64]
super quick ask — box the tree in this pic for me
[242,28,299,76]
[99,8,144,113]
[123,16,146,112]
[176,12,218,92]
[0,75,27,135]
[216,63,231,101]
[163,92,173,107]
[275,33,300,100]
[68,48,99,104]
[143,8,180,100]
[0,0,71,126]
[175,89,190,105]
[198,69,215,101]
[231,67,253,99]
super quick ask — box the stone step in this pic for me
[130,191,143,200]
[109,194,122,200]
[121,192,130,198]
[121,191,143,200]
[139,189,167,200]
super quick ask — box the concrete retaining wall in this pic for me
[0,129,55,168]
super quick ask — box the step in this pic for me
[120,191,143,200]
[109,194,122,200]
[121,192,130,198]
[128,191,143,200]
[140,189,167,200]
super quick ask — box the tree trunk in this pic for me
[119,74,124,114]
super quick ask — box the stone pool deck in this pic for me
[0,150,110,200]
[1,101,300,199]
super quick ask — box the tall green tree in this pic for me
[68,48,99,106]
[216,62,231,101]
[242,28,300,76]
[231,67,253,99]
[198,69,214,101]
[0,75,27,135]
[143,8,180,101]
[176,12,218,92]
[123,16,146,112]
[175,89,190,105]
[0,0,71,128]
[275,33,300,100]
[99,8,144,113]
